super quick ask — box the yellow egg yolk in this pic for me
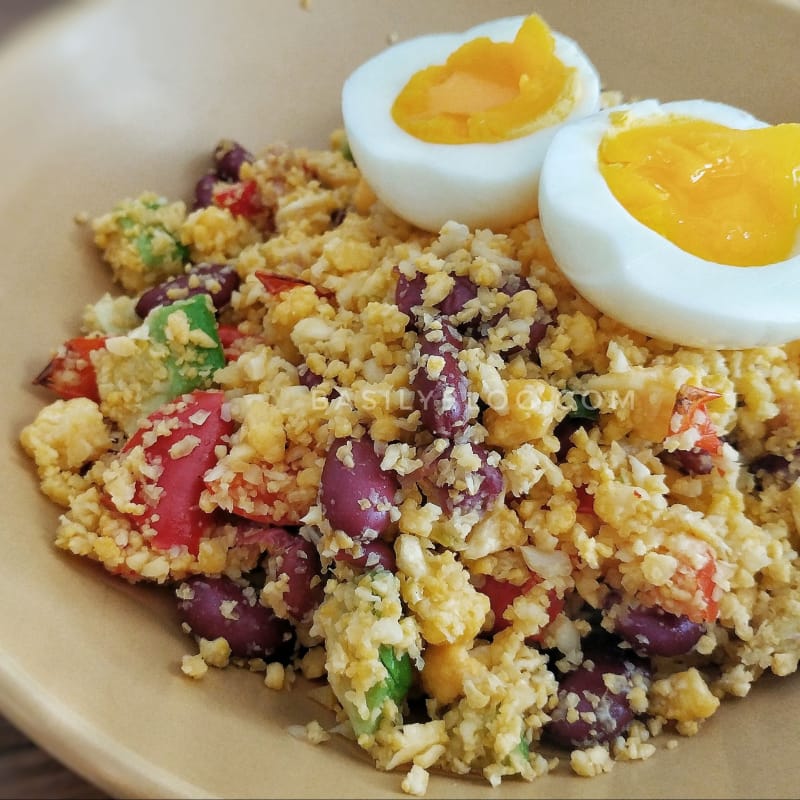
[599,114,800,266]
[391,14,575,144]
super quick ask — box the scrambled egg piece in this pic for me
[20,398,111,506]
[649,668,720,735]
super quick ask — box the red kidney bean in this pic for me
[610,602,704,657]
[193,173,217,209]
[135,262,240,317]
[395,273,481,334]
[545,650,642,748]
[480,574,539,633]
[297,364,324,390]
[749,450,800,490]
[395,273,479,321]
[320,436,399,541]
[412,323,469,438]
[478,573,563,637]
[503,315,553,360]
[483,281,553,354]
[442,276,484,339]
[439,275,479,318]
[750,453,792,475]
[459,443,503,512]
[437,443,503,514]
[527,314,552,352]
[661,447,714,476]
[214,140,253,182]
[329,207,347,228]
[335,539,397,572]
[395,271,426,320]
[259,527,323,625]
[177,575,293,660]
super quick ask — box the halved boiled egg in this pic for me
[342,14,600,232]
[539,99,800,349]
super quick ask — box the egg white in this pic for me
[538,98,800,349]
[342,15,601,233]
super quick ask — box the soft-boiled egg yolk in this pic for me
[341,15,600,232]
[599,115,800,267]
[538,99,800,349]
[391,15,574,145]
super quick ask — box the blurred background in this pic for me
[0,0,59,34]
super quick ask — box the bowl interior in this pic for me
[1,1,798,798]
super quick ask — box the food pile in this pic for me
[19,13,800,798]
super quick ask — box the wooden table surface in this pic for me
[0,715,107,800]
[1,5,108,800]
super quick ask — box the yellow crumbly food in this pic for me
[19,134,800,796]
[648,667,720,735]
[19,397,111,506]
[92,192,190,293]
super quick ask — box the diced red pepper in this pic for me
[646,547,720,624]
[255,525,324,624]
[695,555,720,623]
[33,336,106,402]
[254,270,334,298]
[670,385,722,455]
[216,471,307,527]
[217,324,242,355]
[254,271,314,295]
[116,390,234,554]
[479,573,563,641]
[217,325,263,362]
[213,178,262,218]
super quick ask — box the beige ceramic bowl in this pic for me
[1,1,799,797]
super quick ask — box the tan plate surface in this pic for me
[1,1,799,797]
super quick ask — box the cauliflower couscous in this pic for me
[20,128,800,795]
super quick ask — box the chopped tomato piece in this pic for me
[33,336,106,402]
[213,178,262,217]
[642,548,720,624]
[115,390,234,554]
[670,385,722,455]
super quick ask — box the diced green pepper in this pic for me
[93,294,225,435]
[135,227,189,268]
[380,643,413,700]
[349,645,413,737]
[504,734,531,773]
[95,193,188,294]
[566,391,600,422]
[515,735,529,760]
[145,294,225,398]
